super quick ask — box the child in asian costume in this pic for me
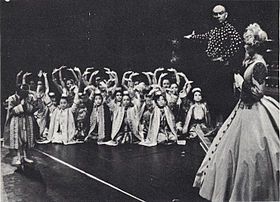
[105,91,141,146]
[3,84,38,165]
[141,91,177,147]
[84,89,112,144]
[73,92,89,142]
[45,86,79,145]
[138,94,154,141]
[182,88,212,150]
[34,72,51,144]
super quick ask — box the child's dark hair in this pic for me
[60,94,69,102]
[153,92,167,102]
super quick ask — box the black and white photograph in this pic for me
[1,0,279,201]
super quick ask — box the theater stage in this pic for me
[2,140,208,201]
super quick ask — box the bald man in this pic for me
[185,5,242,64]
[184,5,243,125]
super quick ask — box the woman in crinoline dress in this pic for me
[193,23,279,201]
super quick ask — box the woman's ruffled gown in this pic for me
[193,54,279,201]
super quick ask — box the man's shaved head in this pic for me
[213,5,226,13]
[212,5,228,23]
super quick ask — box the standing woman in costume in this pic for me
[193,23,279,201]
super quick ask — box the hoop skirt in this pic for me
[193,55,280,201]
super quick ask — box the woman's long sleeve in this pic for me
[241,62,267,105]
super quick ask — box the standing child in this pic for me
[3,84,38,165]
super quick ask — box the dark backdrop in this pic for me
[1,0,279,100]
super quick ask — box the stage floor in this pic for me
[2,140,208,202]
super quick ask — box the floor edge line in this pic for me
[34,148,146,202]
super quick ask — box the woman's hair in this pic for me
[243,23,268,51]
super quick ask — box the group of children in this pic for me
[3,66,215,165]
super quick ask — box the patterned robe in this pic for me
[3,94,38,149]
[88,103,112,142]
[47,99,78,144]
[145,106,177,146]
[111,105,141,143]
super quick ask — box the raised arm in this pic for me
[121,71,133,90]
[128,72,139,81]
[107,70,119,94]
[184,30,209,41]
[157,72,168,87]
[22,72,32,85]
[178,72,192,98]
[142,72,153,86]
[82,68,93,86]
[16,70,23,88]
[43,72,49,95]
[52,68,63,94]
[88,70,99,86]
[153,67,164,84]
[58,66,66,88]
[70,86,80,113]
[67,67,80,86]
[73,67,82,81]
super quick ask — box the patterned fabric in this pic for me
[74,107,88,138]
[34,94,49,137]
[47,104,77,144]
[75,107,88,121]
[88,105,105,141]
[192,21,242,61]
[3,94,36,149]
[182,103,210,134]
[114,109,134,144]
[111,105,141,141]
[252,62,267,84]
[139,106,153,140]
[145,106,177,145]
